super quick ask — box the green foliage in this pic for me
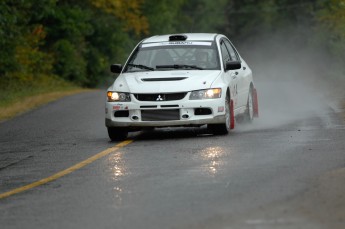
[315,0,345,55]
[224,0,307,40]
[43,3,92,86]
[142,0,185,34]
[178,0,227,33]
[0,1,23,74]
[313,0,345,80]
[90,0,149,36]
[52,39,87,84]
[45,3,93,44]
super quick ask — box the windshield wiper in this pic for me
[127,63,154,71]
[156,64,203,70]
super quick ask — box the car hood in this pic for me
[110,70,222,93]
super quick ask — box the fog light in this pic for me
[182,114,189,119]
[132,115,139,121]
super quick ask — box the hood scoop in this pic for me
[141,77,187,82]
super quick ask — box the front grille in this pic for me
[134,93,187,101]
[141,109,180,121]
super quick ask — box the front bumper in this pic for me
[105,98,226,128]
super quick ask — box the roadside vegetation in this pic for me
[1,0,344,120]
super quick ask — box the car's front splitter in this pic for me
[105,114,225,128]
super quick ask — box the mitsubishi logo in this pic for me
[156,95,164,101]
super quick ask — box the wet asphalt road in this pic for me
[1,86,345,229]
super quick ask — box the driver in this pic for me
[195,50,209,67]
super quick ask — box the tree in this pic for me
[0,0,56,88]
[90,0,149,36]
[314,0,345,79]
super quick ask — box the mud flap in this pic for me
[253,88,259,118]
[230,99,235,129]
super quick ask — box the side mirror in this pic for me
[110,64,123,73]
[225,61,241,71]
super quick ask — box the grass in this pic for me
[0,77,92,122]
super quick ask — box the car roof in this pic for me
[142,33,220,43]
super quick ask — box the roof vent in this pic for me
[169,35,187,41]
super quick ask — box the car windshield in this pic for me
[124,41,220,72]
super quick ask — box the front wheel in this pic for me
[208,96,233,135]
[107,127,128,141]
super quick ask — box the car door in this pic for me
[223,39,247,109]
[220,40,239,109]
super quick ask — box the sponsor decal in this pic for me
[113,104,129,110]
[169,41,192,45]
[142,41,212,48]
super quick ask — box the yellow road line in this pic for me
[0,140,133,200]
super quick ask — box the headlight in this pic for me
[107,91,131,102]
[189,88,222,100]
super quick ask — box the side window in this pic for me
[224,40,239,61]
[220,41,231,68]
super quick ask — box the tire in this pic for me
[107,127,128,141]
[208,95,231,135]
[244,88,254,122]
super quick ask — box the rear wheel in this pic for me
[107,127,128,141]
[244,88,254,122]
[208,96,232,135]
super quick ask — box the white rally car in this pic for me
[105,33,258,140]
